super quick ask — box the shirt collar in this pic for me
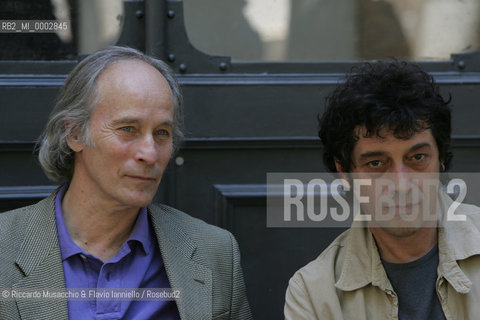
[334,221,391,292]
[335,190,480,293]
[55,184,82,260]
[127,206,154,256]
[55,184,154,261]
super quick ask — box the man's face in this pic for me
[339,127,441,237]
[68,60,174,210]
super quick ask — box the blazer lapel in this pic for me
[149,206,212,320]
[13,193,68,320]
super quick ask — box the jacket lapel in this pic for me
[13,193,68,320]
[149,206,212,320]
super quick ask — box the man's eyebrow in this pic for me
[359,151,388,160]
[110,118,174,127]
[111,117,140,126]
[359,142,433,160]
[158,120,174,127]
[407,142,432,153]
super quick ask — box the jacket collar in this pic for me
[335,191,480,293]
[334,221,393,292]
[148,205,213,319]
[14,190,69,320]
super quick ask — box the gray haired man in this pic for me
[0,46,252,320]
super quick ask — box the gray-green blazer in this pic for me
[0,192,252,320]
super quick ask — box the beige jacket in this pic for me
[285,192,480,320]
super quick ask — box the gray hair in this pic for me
[37,46,184,182]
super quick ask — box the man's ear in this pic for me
[65,122,84,152]
[334,159,346,174]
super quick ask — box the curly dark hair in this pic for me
[319,61,452,172]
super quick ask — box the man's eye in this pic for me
[156,129,170,136]
[120,126,135,133]
[412,154,426,161]
[367,160,383,168]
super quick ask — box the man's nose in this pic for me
[388,164,414,193]
[134,135,158,164]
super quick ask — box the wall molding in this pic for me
[178,72,480,86]
[0,74,67,87]
[213,184,266,230]
[0,185,58,199]
[3,136,480,152]
[0,185,58,212]
[1,72,480,88]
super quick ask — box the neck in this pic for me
[370,227,437,263]
[61,180,140,262]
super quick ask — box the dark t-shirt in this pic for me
[381,244,446,320]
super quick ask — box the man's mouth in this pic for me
[386,203,421,214]
[126,175,156,181]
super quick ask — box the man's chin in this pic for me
[121,192,156,208]
[132,197,155,208]
[369,216,427,237]
[375,226,420,238]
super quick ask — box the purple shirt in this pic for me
[55,185,180,320]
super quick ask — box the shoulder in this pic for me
[0,197,54,286]
[148,203,239,264]
[0,206,31,265]
[285,229,350,318]
[460,202,480,224]
[148,203,234,243]
[0,193,56,253]
[0,192,56,229]
[441,200,480,259]
[441,198,480,241]
[441,191,480,227]
[0,201,42,243]
[149,203,228,234]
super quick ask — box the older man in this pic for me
[0,46,251,320]
[285,62,480,319]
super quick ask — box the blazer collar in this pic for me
[149,205,213,320]
[14,190,69,320]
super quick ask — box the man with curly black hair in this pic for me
[285,61,480,319]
